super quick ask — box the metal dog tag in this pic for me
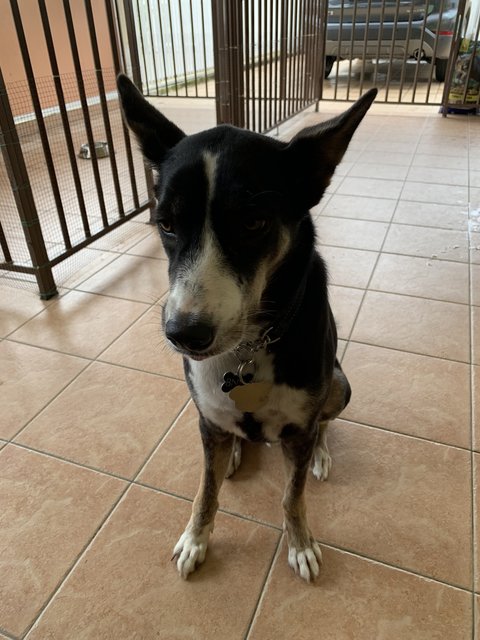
[229,381,272,412]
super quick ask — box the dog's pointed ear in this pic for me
[286,88,377,209]
[117,74,185,164]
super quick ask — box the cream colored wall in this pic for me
[1,0,115,116]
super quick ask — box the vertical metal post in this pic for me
[37,0,90,243]
[121,0,155,221]
[0,68,57,299]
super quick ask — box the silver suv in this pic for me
[324,0,470,82]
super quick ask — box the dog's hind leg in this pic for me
[312,361,351,481]
[225,436,242,478]
[281,429,323,582]
[172,418,233,579]
[312,421,331,481]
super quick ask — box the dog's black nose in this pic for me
[165,318,215,352]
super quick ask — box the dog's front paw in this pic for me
[172,527,210,579]
[288,540,323,582]
[312,447,332,481]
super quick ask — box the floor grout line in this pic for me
[21,485,134,639]
[19,398,191,639]
[243,535,284,640]
[342,115,429,357]
[467,114,477,640]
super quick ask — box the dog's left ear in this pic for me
[117,74,185,165]
[286,88,377,209]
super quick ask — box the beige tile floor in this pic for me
[0,100,479,639]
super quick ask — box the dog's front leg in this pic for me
[281,429,322,582]
[173,418,234,579]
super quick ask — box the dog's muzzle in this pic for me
[165,315,215,356]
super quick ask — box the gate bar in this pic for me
[0,68,57,298]
[84,0,124,217]
[9,0,71,250]
[104,0,140,210]
[37,0,91,242]
[62,0,109,227]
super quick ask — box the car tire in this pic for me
[435,58,448,83]
[325,56,336,79]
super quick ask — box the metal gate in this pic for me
[127,0,325,131]
[128,0,474,117]
[321,0,472,103]
[0,0,154,299]
[211,0,325,132]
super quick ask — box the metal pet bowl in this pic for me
[78,141,110,160]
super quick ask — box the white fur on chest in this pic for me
[188,350,312,442]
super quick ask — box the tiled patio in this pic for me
[1,98,479,639]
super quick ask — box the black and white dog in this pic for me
[118,75,376,582]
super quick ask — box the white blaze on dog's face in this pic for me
[156,142,293,358]
[117,75,377,358]
[164,152,241,344]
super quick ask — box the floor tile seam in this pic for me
[341,415,475,452]
[4,338,184,445]
[347,337,472,366]
[3,287,154,344]
[319,241,471,265]
[341,192,402,349]
[319,212,469,232]
[342,114,447,369]
[70,250,168,293]
[102,469,479,601]
[2,336,185,384]
[73,279,168,306]
[130,398,192,485]
[72,472,480,597]
[8,396,191,483]
[367,284,473,306]
[243,535,284,640]
[127,480,282,536]
[2,290,68,341]
[62,251,126,291]
[467,116,477,638]
[94,355,185,382]
[331,284,471,308]
[317,540,474,594]
[340,173,471,187]
[21,483,135,640]
[0,626,17,640]
[1,337,93,362]
[6,358,94,444]
[92,297,164,362]
[5,441,132,483]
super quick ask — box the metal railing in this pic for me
[0,0,154,298]
[321,0,470,104]
[131,0,472,109]
[124,0,215,97]
[212,0,326,132]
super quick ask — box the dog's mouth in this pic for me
[166,332,246,362]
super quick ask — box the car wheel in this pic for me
[435,58,448,83]
[325,56,336,79]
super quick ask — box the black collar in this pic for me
[235,267,310,358]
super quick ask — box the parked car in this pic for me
[324,0,471,82]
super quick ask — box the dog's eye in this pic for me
[159,220,175,235]
[244,218,266,232]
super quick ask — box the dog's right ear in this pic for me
[117,74,185,165]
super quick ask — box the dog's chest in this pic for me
[187,351,312,442]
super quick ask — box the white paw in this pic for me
[288,540,323,582]
[225,437,242,478]
[172,528,210,579]
[312,447,332,481]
